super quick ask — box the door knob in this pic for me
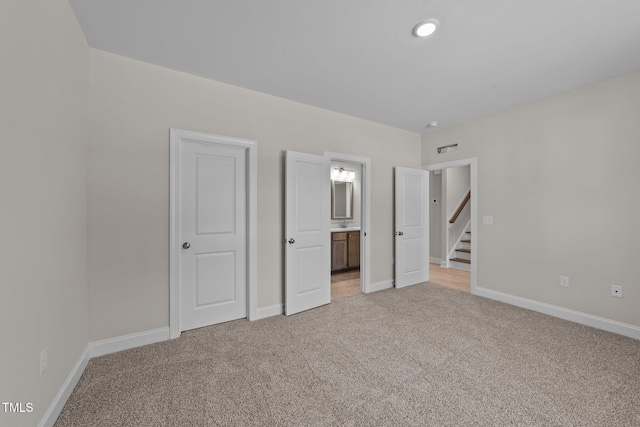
[288,238,295,244]
[182,242,191,249]
[396,231,404,236]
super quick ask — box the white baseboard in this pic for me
[449,261,471,272]
[254,304,283,320]
[40,327,172,425]
[90,327,171,358]
[429,257,442,264]
[475,287,640,340]
[38,345,90,427]
[366,279,394,293]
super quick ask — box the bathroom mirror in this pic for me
[331,181,353,219]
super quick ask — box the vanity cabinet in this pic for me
[347,231,360,268]
[331,231,360,272]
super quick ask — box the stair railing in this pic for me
[447,190,471,263]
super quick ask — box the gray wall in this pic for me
[422,70,640,328]
[445,165,470,219]
[429,172,442,261]
[87,49,421,341]
[0,1,90,425]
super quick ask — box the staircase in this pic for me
[450,227,471,271]
[446,189,471,271]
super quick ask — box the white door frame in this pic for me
[423,157,477,294]
[324,152,371,293]
[169,129,257,339]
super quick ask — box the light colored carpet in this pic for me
[55,283,640,426]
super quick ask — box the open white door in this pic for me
[285,151,331,315]
[394,167,429,288]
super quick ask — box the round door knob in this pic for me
[182,242,191,249]
[397,231,404,236]
[288,238,295,244]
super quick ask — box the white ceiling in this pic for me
[69,0,640,132]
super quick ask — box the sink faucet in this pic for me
[342,220,349,229]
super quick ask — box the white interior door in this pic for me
[395,167,429,288]
[285,150,331,315]
[179,140,247,331]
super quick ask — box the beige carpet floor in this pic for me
[55,283,640,426]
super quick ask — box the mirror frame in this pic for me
[331,180,353,220]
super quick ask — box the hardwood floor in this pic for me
[331,264,468,300]
[331,269,361,300]
[429,263,470,293]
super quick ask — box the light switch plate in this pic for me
[483,216,493,225]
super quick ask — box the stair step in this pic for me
[451,258,471,264]
[461,239,471,243]
[456,248,471,253]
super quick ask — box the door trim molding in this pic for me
[324,152,371,294]
[423,157,477,294]
[169,129,257,339]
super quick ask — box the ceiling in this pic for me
[69,0,640,133]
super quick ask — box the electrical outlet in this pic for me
[611,285,623,298]
[560,276,569,288]
[40,348,47,376]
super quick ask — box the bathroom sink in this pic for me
[330,227,361,232]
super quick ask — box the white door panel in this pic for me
[195,154,236,234]
[395,167,429,288]
[285,151,331,315]
[180,142,247,330]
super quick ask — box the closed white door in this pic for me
[285,151,331,315]
[178,140,247,331]
[395,167,429,288]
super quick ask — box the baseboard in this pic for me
[254,304,283,320]
[366,279,394,293]
[449,261,471,272]
[90,327,171,358]
[475,287,640,340]
[38,345,90,427]
[429,257,441,264]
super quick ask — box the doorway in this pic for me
[429,263,471,292]
[424,158,477,294]
[330,161,362,300]
[324,152,371,299]
[169,129,257,339]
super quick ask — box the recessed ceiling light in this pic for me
[413,20,438,38]
[427,121,439,128]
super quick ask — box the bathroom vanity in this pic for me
[331,229,360,272]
